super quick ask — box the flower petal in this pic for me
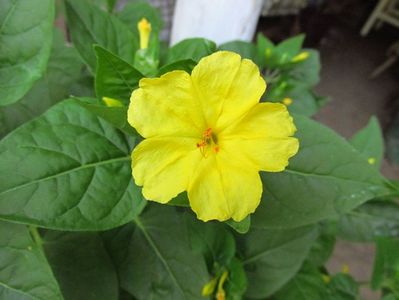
[128,70,205,138]
[221,102,299,172]
[188,151,262,222]
[191,51,266,130]
[132,137,201,203]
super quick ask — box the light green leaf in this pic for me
[0,99,145,230]
[252,115,390,229]
[0,221,63,300]
[350,116,383,169]
[226,216,251,234]
[238,225,318,298]
[166,38,216,64]
[0,0,54,106]
[256,33,275,68]
[44,231,118,300]
[64,0,137,71]
[0,29,82,139]
[94,45,143,105]
[108,204,210,300]
[337,201,399,242]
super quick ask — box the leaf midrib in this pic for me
[134,218,186,298]
[0,155,130,196]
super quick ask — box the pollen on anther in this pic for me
[213,146,220,153]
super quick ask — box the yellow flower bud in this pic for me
[138,18,151,49]
[342,264,350,274]
[291,51,309,63]
[102,97,123,107]
[201,277,217,296]
[368,157,376,165]
[322,274,331,284]
[282,97,293,106]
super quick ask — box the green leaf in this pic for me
[275,34,305,62]
[226,216,251,234]
[225,258,247,300]
[238,225,318,298]
[287,49,321,87]
[0,221,63,299]
[0,30,82,139]
[158,59,196,76]
[337,201,399,242]
[252,115,390,229]
[256,33,275,68]
[166,38,216,64]
[274,263,327,300]
[44,231,118,300]
[372,237,399,293]
[286,89,320,116]
[350,116,384,169]
[94,45,143,105]
[0,0,55,106]
[219,41,260,65]
[108,204,210,300]
[307,224,336,267]
[64,0,137,71]
[0,99,145,230]
[117,2,163,35]
[186,217,236,271]
[327,273,359,300]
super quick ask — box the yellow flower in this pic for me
[137,18,151,49]
[128,51,299,222]
[291,51,309,63]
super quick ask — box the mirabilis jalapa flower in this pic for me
[128,51,299,222]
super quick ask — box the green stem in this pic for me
[29,226,44,251]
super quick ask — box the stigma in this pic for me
[196,128,219,156]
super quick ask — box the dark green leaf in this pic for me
[219,41,260,65]
[166,38,216,64]
[307,224,336,267]
[0,221,63,299]
[274,263,327,300]
[158,59,196,76]
[64,0,137,71]
[186,217,236,271]
[0,0,55,105]
[111,204,210,300]
[94,45,143,104]
[117,2,163,35]
[0,99,145,230]
[337,202,399,242]
[238,225,318,298]
[327,273,359,300]
[371,237,399,293]
[44,231,118,300]
[0,30,82,139]
[252,115,390,229]
[350,116,384,169]
[225,258,247,300]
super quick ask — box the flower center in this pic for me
[196,128,219,157]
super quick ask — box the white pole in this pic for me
[170,0,265,45]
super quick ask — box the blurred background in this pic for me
[57,0,399,298]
